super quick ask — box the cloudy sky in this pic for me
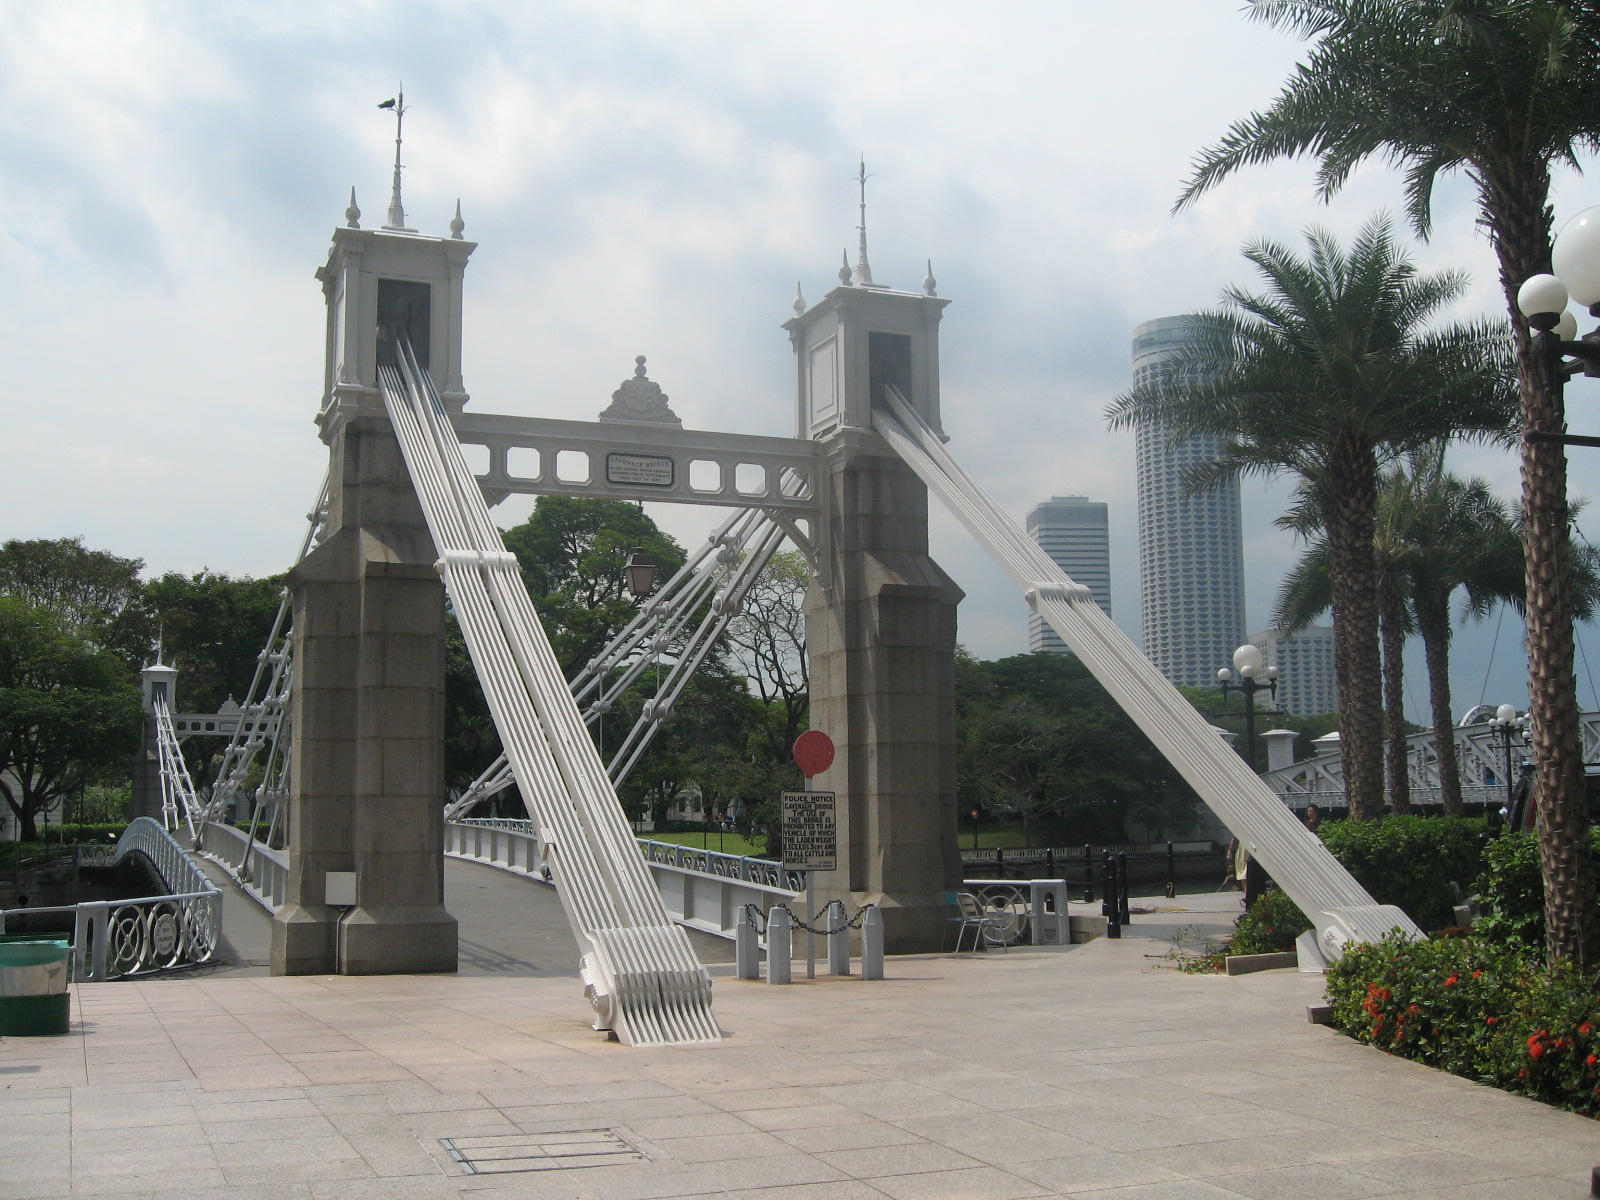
[5,0,1600,722]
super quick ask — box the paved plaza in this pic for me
[4,874,1600,1199]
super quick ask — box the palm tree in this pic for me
[1173,0,1600,965]
[1279,530,1416,812]
[1107,217,1514,820]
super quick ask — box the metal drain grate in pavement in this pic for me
[440,1128,648,1174]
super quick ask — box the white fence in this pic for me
[199,820,289,912]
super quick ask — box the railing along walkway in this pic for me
[0,817,222,980]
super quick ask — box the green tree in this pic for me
[723,551,809,768]
[0,598,143,840]
[502,497,686,674]
[143,570,286,714]
[1174,0,1600,966]
[1107,218,1514,821]
[0,536,153,667]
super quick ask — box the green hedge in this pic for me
[38,823,129,845]
[1318,815,1487,931]
[1328,932,1600,1115]
[1231,888,1312,955]
[1475,829,1600,957]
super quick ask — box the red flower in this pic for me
[1444,975,1459,986]
[1487,1016,1497,1026]
[1586,1054,1596,1067]
[1530,1042,1545,1059]
[1472,970,1483,978]
[1582,1022,1594,1036]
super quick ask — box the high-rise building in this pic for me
[1132,316,1247,688]
[1249,625,1339,716]
[1026,495,1111,653]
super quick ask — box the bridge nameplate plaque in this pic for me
[781,790,837,872]
[605,452,674,487]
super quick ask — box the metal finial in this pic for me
[449,198,465,239]
[923,259,937,297]
[380,89,413,231]
[634,355,648,378]
[793,282,806,316]
[853,158,876,287]
[345,187,361,228]
[839,250,853,286]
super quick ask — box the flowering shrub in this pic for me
[1230,887,1311,955]
[1327,931,1600,1114]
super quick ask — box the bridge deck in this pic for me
[197,855,735,978]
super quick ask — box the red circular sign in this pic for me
[793,730,835,777]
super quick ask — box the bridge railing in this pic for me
[0,817,222,981]
[198,820,289,912]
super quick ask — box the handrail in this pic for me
[0,817,221,980]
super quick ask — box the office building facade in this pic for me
[1249,625,1339,716]
[1132,316,1247,688]
[1026,495,1111,653]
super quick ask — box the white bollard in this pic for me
[766,905,792,984]
[827,900,851,975]
[861,905,884,980]
[735,906,760,979]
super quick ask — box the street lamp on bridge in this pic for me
[1217,643,1278,774]
[1489,703,1530,827]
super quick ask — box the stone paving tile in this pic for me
[1055,1184,1249,1200]
[774,1120,926,1153]
[699,1152,852,1190]
[742,1103,870,1132]
[651,1128,802,1163]
[724,1184,891,1200]
[813,1142,987,1179]
[1009,1150,1187,1194]
[863,1167,1049,1200]
[1208,1163,1398,1200]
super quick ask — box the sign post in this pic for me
[786,732,836,979]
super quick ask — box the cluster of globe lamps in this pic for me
[1518,207,1600,439]
[1217,643,1278,773]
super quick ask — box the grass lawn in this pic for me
[642,830,770,858]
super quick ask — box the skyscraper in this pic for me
[1132,316,1247,688]
[1249,625,1339,716]
[1026,495,1111,653]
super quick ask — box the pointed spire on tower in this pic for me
[380,89,414,231]
[853,158,876,287]
[450,199,465,239]
[839,250,853,286]
[793,281,806,316]
[345,187,361,229]
[923,259,937,297]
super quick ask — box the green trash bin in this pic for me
[0,937,72,1036]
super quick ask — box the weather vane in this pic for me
[853,157,876,287]
[378,88,411,231]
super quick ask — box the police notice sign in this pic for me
[780,791,837,871]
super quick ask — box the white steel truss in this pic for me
[871,383,1422,961]
[152,695,205,838]
[382,337,720,1046]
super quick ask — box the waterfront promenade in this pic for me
[3,871,1598,1199]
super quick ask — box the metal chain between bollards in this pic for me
[768,901,875,936]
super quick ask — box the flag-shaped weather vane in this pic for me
[379,89,412,231]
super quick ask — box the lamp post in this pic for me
[1217,643,1279,774]
[1489,703,1530,823]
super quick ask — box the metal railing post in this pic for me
[861,906,884,979]
[1104,857,1121,939]
[1166,840,1176,899]
[827,900,850,976]
[1083,844,1094,902]
[766,905,792,984]
[1117,851,1131,926]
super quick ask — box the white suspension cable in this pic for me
[871,384,1420,959]
[380,338,720,1045]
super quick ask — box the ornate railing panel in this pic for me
[0,817,222,981]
